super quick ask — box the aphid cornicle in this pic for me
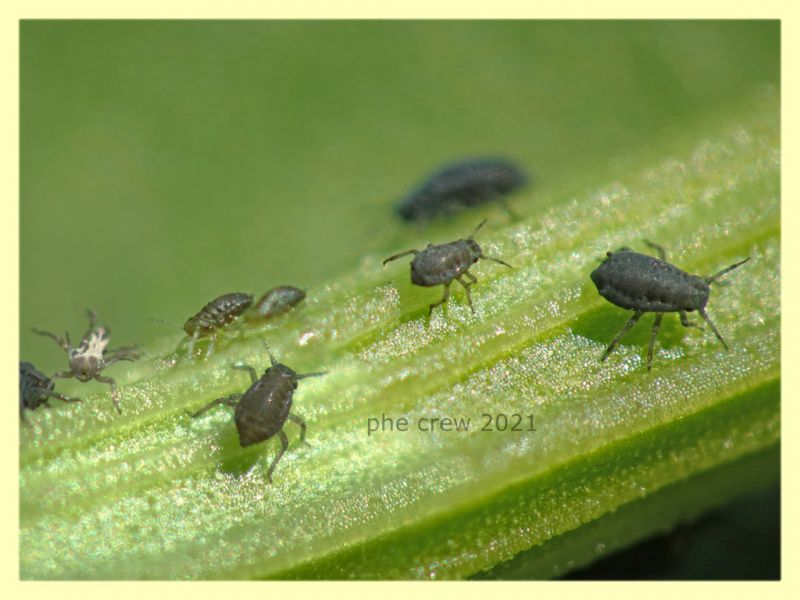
[176,292,254,359]
[244,286,306,323]
[396,157,528,221]
[32,310,139,413]
[188,344,324,483]
[383,220,513,315]
[590,241,750,369]
[19,361,80,419]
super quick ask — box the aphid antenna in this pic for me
[258,338,278,366]
[706,257,751,284]
[256,338,325,378]
[480,253,514,269]
[642,240,666,260]
[150,317,184,330]
[468,219,488,240]
[383,249,419,266]
[298,371,327,380]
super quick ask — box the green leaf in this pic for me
[20,89,779,580]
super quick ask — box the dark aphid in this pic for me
[188,344,324,483]
[32,310,139,413]
[19,361,80,419]
[244,286,306,323]
[176,292,254,359]
[590,241,750,369]
[383,219,513,316]
[396,157,528,222]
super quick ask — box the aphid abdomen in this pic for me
[184,292,254,335]
[591,252,709,313]
[433,160,527,207]
[20,362,49,410]
[397,157,528,221]
[244,286,306,323]
[234,370,294,446]
[19,360,80,416]
[410,241,473,286]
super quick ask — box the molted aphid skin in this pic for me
[244,286,306,323]
[19,361,80,419]
[396,157,528,221]
[177,292,254,359]
[383,220,513,316]
[590,241,750,369]
[188,345,324,483]
[32,310,139,413]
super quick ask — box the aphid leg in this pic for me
[679,311,702,329]
[698,309,729,351]
[267,430,290,484]
[232,363,259,384]
[204,334,217,360]
[185,330,200,359]
[499,199,520,221]
[644,240,667,261]
[187,394,241,418]
[647,314,663,370]
[50,370,75,383]
[456,274,475,314]
[45,388,81,404]
[601,311,644,362]
[105,346,140,366]
[32,328,70,353]
[173,335,189,358]
[83,309,99,341]
[428,282,451,316]
[94,374,122,414]
[233,322,247,343]
[288,413,309,446]
[382,249,419,265]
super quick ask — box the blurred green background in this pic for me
[21,20,778,379]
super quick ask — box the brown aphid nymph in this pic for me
[244,286,306,323]
[188,344,324,483]
[383,219,513,315]
[176,292,254,359]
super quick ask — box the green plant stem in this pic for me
[20,92,779,580]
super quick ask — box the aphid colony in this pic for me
[25,286,309,482]
[23,286,304,409]
[23,156,751,482]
